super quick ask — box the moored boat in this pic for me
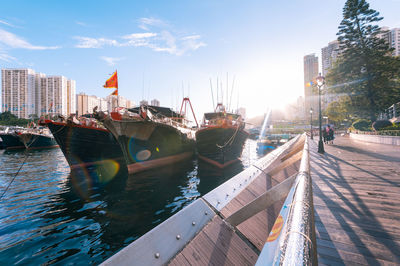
[0,127,25,150]
[41,119,125,170]
[196,104,248,168]
[18,127,59,149]
[95,105,195,174]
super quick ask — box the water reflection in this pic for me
[0,139,262,264]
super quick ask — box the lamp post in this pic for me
[316,73,325,154]
[310,108,313,140]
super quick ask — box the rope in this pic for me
[0,132,42,201]
[0,150,30,200]
[216,119,241,149]
[284,230,313,246]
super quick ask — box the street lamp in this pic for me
[316,73,325,153]
[310,108,313,140]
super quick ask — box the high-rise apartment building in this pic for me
[1,69,36,118]
[140,100,149,106]
[1,68,76,118]
[151,99,160,107]
[76,93,101,116]
[321,40,339,76]
[303,54,319,117]
[67,80,76,116]
[390,28,400,56]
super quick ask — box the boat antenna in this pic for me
[220,81,223,107]
[216,77,219,103]
[182,81,184,98]
[229,75,235,112]
[142,72,145,101]
[236,84,239,112]
[226,72,228,108]
[210,78,215,110]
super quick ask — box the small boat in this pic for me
[196,104,248,168]
[18,127,59,149]
[40,118,125,170]
[0,127,25,150]
[95,105,195,174]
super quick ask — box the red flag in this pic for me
[111,89,118,96]
[104,71,118,89]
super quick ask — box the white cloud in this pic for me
[0,19,15,28]
[138,17,166,30]
[0,28,60,50]
[122,32,157,39]
[100,56,124,66]
[0,53,17,62]
[75,21,88,27]
[74,36,120,48]
[181,35,206,51]
[150,32,206,56]
[74,18,206,55]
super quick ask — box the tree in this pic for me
[326,0,400,121]
[324,96,351,125]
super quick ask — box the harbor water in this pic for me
[0,139,265,264]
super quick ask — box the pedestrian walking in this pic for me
[323,126,328,144]
[328,125,334,144]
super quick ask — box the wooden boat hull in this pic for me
[19,133,59,149]
[102,119,195,174]
[195,126,248,168]
[0,133,25,150]
[45,122,125,169]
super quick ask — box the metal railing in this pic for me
[256,136,317,265]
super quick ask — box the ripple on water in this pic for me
[0,139,263,264]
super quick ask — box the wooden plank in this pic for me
[317,245,395,265]
[170,216,258,265]
[310,136,400,264]
[266,150,302,177]
[202,217,258,264]
[225,174,296,226]
[280,140,304,161]
[316,237,400,263]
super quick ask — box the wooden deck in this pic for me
[310,136,400,265]
[105,134,400,265]
[169,137,304,265]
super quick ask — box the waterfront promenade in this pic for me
[310,136,400,265]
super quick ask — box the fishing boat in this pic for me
[40,117,125,170]
[95,105,195,174]
[18,126,59,149]
[196,103,248,168]
[0,127,25,150]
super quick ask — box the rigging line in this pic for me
[0,151,29,200]
[216,77,219,104]
[210,78,215,110]
[229,75,235,112]
[0,133,40,201]
[226,72,228,109]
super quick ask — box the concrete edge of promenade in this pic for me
[350,132,400,146]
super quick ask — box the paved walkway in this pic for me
[310,136,400,265]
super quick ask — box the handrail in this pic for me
[256,136,317,265]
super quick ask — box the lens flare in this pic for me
[93,160,120,183]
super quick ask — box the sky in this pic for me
[1,0,400,119]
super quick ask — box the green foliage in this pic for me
[372,120,393,130]
[352,118,371,130]
[380,123,400,131]
[324,96,351,124]
[326,0,400,121]
[0,111,31,126]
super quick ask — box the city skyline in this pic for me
[1,0,400,118]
